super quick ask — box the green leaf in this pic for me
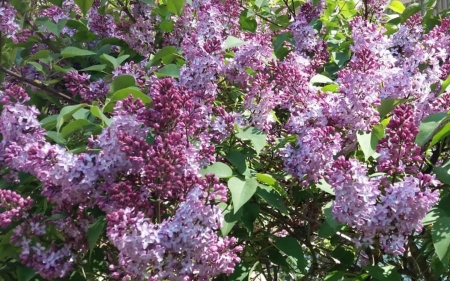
[65,19,89,32]
[256,184,289,215]
[27,61,44,73]
[74,0,95,15]
[80,64,107,72]
[389,0,405,13]
[155,64,181,78]
[377,98,396,119]
[223,36,247,50]
[40,115,58,130]
[87,216,106,260]
[56,104,87,131]
[440,74,450,95]
[61,119,93,138]
[27,50,50,61]
[316,179,334,195]
[149,46,177,66]
[434,166,450,185]
[310,74,335,85]
[200,162,233,178]
[167,0,184,15]
[61,46,96,58]
[46,131,66,145]
[100,53,119,69]
[239,10,257,32]
[415,112,449,147]
[48,0,63,6]
[274,236,307,273]
[43,19,67,37]
[17,266,36,281]
[225,150,248,175]
[423,207,448,226]
[357,128,382,161]
[430,122,450,147]
[401,3,421,22]
[332,51,351,68]
[366,265,402,281]
[90,106,111,126]
[236,126,267,155]
[109,75,136,94]
[219,203,243,236]
[432,217,450,261]
[108,87,151,105]
[228,177,258,213]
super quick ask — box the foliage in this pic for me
[1,0,450,280]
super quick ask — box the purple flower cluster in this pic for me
[0,189,33,228]
[377,105,423,175]
[64,71,109,101]
[0,3,20,42]
[107,187,242,281]
[329,157,439,255]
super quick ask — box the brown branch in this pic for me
[408,238,438,281]
[0,65,78,104]
[117,0,137,23]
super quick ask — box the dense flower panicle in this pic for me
[329,156,440,255]
[0,189,33,228]
[106,188,242,281]
[11,216,76,280]
[243,73,278,132]
[0,3,20,41]
[121,16,157,55]
[329,156,381,236]
[376,105,424,175]
[64,71,109,101]
[359,0,389,20]
[378,174,439,255]
[290,0,328,67]
[88,9,117,38]
[284,127,342,184]
[226,33,273,84]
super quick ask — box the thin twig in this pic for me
[238,4,283,27]
[117,0,137,23]
[0,65,78,104]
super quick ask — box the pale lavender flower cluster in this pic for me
[329,157,439,255]
[107,187,242,281]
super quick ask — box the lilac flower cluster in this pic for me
[329,157,439,255]
[0,189,33,228]
[107,187,242,281]
[64,71,109,101]
[0,2,20,42]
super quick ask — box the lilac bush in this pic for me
[1,0,450,280]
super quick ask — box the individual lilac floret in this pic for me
[106,187,242,281]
